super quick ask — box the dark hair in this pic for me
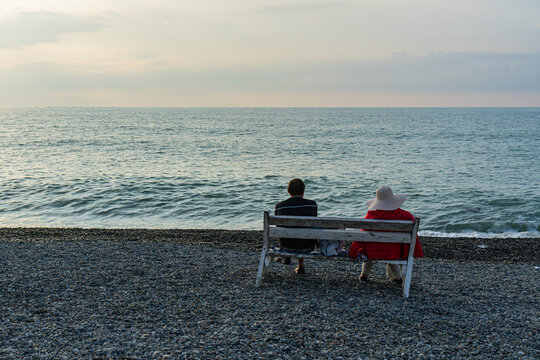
[287,178,305,196]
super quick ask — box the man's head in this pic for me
[287,178,305,197]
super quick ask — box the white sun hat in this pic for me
[366,186,407,210]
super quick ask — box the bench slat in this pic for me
[268,227,411,243]
[267,250,408,264]
[268,215,414,231]
[257,211,420,298]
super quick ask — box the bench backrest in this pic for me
[264,211,419,245]
[259,211,420,297]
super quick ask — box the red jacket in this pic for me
[349,208,424,260]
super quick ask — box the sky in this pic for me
[1,0,539,107]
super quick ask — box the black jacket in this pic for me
[275,196,318,249]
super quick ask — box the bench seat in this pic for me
[255,211,420,298]
[268,247,409,264]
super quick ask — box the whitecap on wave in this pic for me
[419,230,540,239]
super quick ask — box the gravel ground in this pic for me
[1,228,538,263]
[0,228,538,359]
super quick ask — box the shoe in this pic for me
[359,275,369,282]
[357,253,368,262]
[294,266,305,274]
[390,278,403,285]
[276,257,291,265]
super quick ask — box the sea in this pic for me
[1,107,539,238]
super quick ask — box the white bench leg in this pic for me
[262,254,272,276]
[401,264,407,288]
[402,261,414,298]
[255,246,268,287]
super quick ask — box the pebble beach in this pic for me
[0,228,538,359]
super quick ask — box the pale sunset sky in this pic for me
[1,0,539,107]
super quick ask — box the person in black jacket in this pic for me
[275,178,318,274]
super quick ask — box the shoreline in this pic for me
[1,227,538,263]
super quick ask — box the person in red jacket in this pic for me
[349,186,423,284]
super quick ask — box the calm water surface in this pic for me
[1,107,539,237]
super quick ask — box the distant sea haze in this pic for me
[1,107,539,238]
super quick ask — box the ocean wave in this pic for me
[1,107,539,236]
[419,230,540,239]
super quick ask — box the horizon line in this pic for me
[2,105,540,109]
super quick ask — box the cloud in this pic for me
[1,52,539,105]
[0,11,107,48]
[167,52,540,94]
[305,52,540,93]
[259,1,349,13]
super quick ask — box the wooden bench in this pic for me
[255,211,420,298]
